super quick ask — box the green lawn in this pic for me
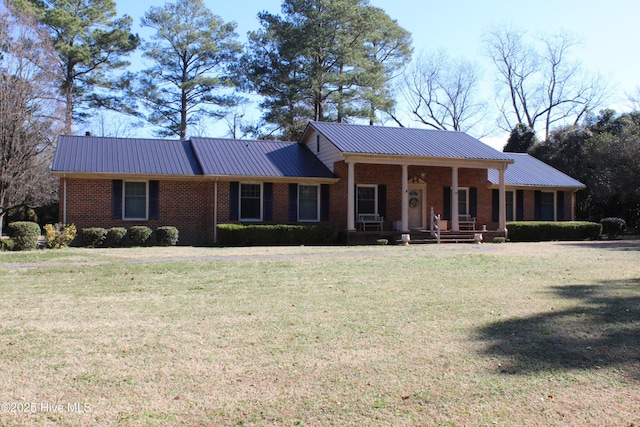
[0,242,638,426]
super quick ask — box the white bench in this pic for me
[358,213,384,231]
[458,214,476,230]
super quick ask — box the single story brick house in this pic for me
[51,121,585,245]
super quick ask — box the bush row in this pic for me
[217,224,340,246]
[506,221,602,242]
[81,226,179,247]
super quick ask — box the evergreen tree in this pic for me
[240,0,411,140]
[137,0,242,140]
[13,0,139,134]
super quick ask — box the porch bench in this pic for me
[458,214,476,230]
[358,213,384,231]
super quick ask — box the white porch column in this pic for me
[451,167,459,231]
[401,164,409,232]
[498,167,507,232]
[347,161,356,231]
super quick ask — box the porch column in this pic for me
[451,167,459,231]
[347,161,356,231]
[401,164,409,232]
[498,167,507,232]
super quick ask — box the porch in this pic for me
[346,229,507,245]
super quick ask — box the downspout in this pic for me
[63,174,67,225]
[213,177,218,244]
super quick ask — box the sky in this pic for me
[113,0,640,149]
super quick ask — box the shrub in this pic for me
[43,223,77,249]
[217,224,340,246]
[105,227,127,247]
[6,221,41,251]
[506,221,602,242]
[493,237,506,244]
[0,238,16,251]
[600,217,626,240]
[129,226,152,246]
[156,226,179,246]
[82,227,107,248]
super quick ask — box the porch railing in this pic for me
[430,207,441,244]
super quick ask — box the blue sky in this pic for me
[113,0,639,148]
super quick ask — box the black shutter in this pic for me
[443,186,451,220]
[557,191,565,220]
[534,190,542,220]
[492,189,499,222]
[263,183,273,221]
[149,180,159,220]
[112,180,122,219]
[377,184,387,218]
[320,184,330,221]
[229,182,239,220]
[469,187,478,218]
[288,183,298,221]
[516,190,524,221]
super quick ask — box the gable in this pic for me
[306,121,513,162]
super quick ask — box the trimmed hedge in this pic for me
[105,227,127,247]
[156,226,179,246]
[82,227,107,248]
[600,217,626,240]
[217,224,340,246]
[506,221,602,242]
[7,221,41,251]
[128,226,152,246]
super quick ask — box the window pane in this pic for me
[299,185,318,221]
[124,182,147,219]
[458,189,468,215]
[506,191,514,222]
[541,192,555,221]
[240,184,261,220]
[357,186,376,214]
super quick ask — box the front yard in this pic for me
[0,242,638,426]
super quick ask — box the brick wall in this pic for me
[61,178,211,246]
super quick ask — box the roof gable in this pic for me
[308,121,513,162]
[488,153,585,189]
[191,137,335,179]
[51,136,202,175]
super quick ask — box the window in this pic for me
[316,135,320,153]
[540,191,555,221]
[458,188,469,216]
[506,191,515,222]
[357,185,377,215]
[240,183,262,221]
[299,185,319,221]
[123,181,147,220]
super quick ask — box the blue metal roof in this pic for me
[309,121,514,162]
[488,153,585,188]
[191,137,335,178]
[52,135,202,175]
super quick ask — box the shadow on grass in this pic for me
[476,279,640,380]
[558,239,640,252]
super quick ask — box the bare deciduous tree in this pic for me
[484,26,607,141]
[390,51,486,135]
[0,4,61,233]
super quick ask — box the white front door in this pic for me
[408,184,426,229]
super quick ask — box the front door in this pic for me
[408,185,426,229]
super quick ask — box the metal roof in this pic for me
[309,121,514,162]
[51,135,202,175]
[190,137,335,178]
[488,153,585,188]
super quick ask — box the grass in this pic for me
[0,242,638,426]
